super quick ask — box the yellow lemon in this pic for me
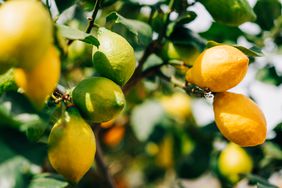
[48,107,96,182]
[161,41,200,66]
[92,28,136,86]
[14,47,60,109]
[213,92,267,147]
[0,0,53,71]
[156,135,174,169]
[218,143,253,183]
[72,77,126,123]
[186,45,249,92]
[160,92,191,120]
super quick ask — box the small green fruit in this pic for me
[72,77,126,123]
[92,28,136,86]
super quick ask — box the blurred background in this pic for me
[0,0,282,188]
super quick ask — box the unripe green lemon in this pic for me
[48,107,96,182]
[200,0,256,26]
[186,45,249,92]
[14,46,61,110]
[218,143,253,183]
[92,28,136,86]
[161,41,200,66]
[72,77,126,123]
[0,0,53,71]
[213,92,267,147]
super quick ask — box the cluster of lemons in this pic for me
[186,45,267,147]
[0,0,60,109]
[49,28,136,182]
[0,0,136,183]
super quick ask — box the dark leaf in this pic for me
[54,0,76,14]
[256,65,282,86]
[254,0,281,30]
[246,174,279,188]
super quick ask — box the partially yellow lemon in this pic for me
[14,47,60,109]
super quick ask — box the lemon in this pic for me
[14,47,60,110]
[186,45,249,92]
[161,41,200,66]
[0,0,53,71]
[72,77,126,123]
[48,107,96,182]
[213,92,267,147]
[218,143,253,183]
[200,0,256,26]
[160,92,191,120]
[92,28,136,86]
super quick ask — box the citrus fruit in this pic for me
[103,126,125,147]
[48,107,96,182]
[186,45,249,92]
[0,0,53,70]
[161,41,200,66]
[72,77,126,123]
[156,134,174,169]
[218,143,253,183]
[160,92,191,120]
[14,47,60,110]
[92,28,136,86]
[213,92,267,147]
[200,0,256,26]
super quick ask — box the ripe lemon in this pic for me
[200,0,256,26]
[0,0,53,71]
[48,107,96,182]
[156,135,174,169]
[14,47,60,110]
[92,28,136,86]
[213,92,267,147]
[186,45,249,92]
[218,143,253,183]
[161,41,200,66]
[160,92,191,120]
[72,77,126,123]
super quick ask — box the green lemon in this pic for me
[218,143,253,183]
[0,0,53,71]
[72,77,126,123]
[48,107,96,182]
[161,41,200,66]
[92,28,136,86]
[200,0,256,26]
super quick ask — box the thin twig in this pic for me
[93,124,116,188]
[67,0,102,45]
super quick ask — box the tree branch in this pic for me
[92,124,116,188]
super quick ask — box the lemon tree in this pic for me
[0,0,281,188]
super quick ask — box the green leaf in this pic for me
[200,22,243,42]
[246,174,279,188]
[0,157,31,188]
[54,0,76,14]
[256,65,282,86]
[199,0,256,26]
[167,11,197,36]
[205,41,263,57]
[56,24,99,46]
[254,0,281,31]
[29,173,68,188]
[0,92,48,141]
[0,69,17,96]
[106,12,153,48]
[131,100,165,141]
[257,183,278,188]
